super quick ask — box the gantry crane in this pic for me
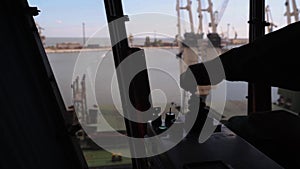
[176,0,197,115]
[284,0,299,24]
[176,0,229,36]
[215,0,229,33]
[176,0,229,114]
[176,0,195,36]
[232,26,237,39]
[265,5,277,33]
[201,0,229,34]
[200,0,229,48]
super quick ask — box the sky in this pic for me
[28,0,299,38]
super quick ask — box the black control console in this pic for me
[147,94,283,169]
[149,93,219,142]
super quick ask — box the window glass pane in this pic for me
[214,1,249,120]
[28,0,132,168]
[28,0,300,168]
[266,0,300,115]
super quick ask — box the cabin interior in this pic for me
[1,0,300,169]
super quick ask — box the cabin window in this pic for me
[266,0,300,115]
[28,0,299,168]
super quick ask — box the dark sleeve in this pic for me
[186,21,300,91]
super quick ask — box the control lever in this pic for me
[166,107,176,128]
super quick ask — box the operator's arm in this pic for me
[181,21,300,91]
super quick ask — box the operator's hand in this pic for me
[180,63,211,93]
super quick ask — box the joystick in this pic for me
[158,116,167,134]
[166,106,176,128]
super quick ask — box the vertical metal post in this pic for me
[103,0,152,168]
[178,0,195,33]
[197,0,204,34]
[207,0,217,33]
[176,0,181,37]
[82,22,86,46]
[285,0,292,24]
[291,0,299,21]
[248,0,272,113]
[187,0,195,33]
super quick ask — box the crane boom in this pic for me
[216,0,229,25]
[201,0,229,34]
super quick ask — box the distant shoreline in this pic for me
[45,47,111,54]
[45,46,178,54]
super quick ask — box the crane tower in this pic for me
[284,0,299,24]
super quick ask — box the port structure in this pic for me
[284,0,299,24]
[72,75,88,124]
[265,5,277,33]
